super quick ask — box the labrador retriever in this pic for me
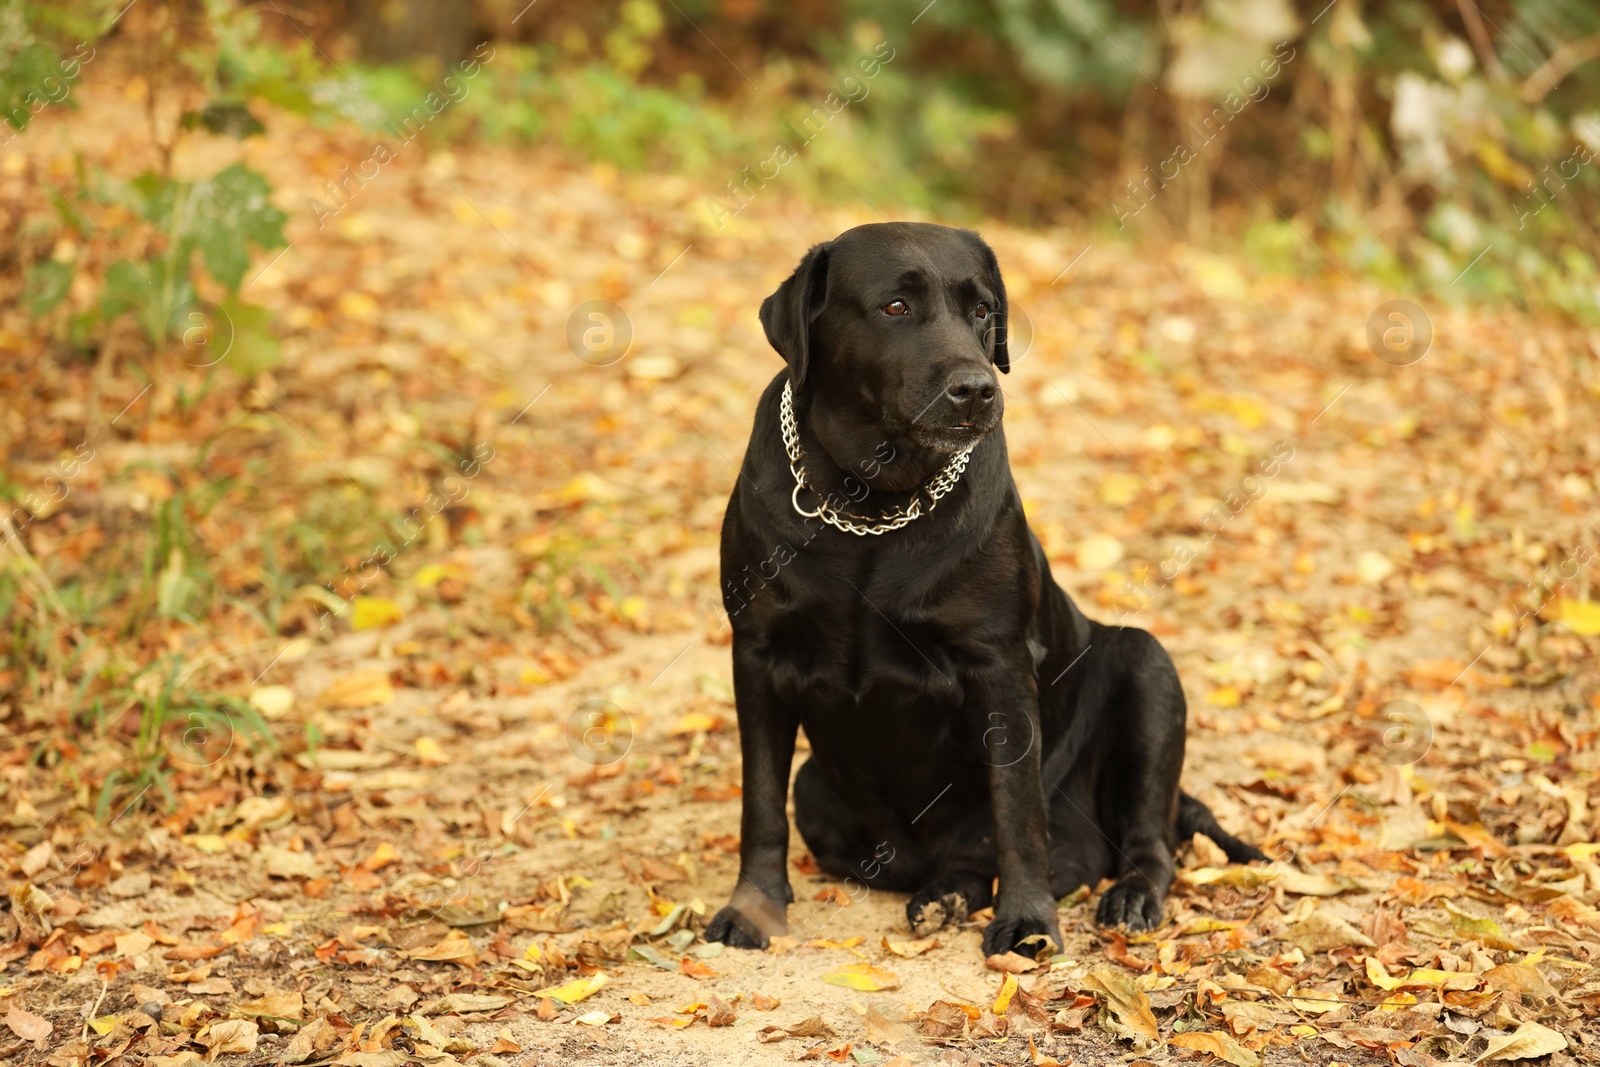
[705,222,1263,958]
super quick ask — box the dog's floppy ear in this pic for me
[759,242,831,388]
[965,231,1010,374]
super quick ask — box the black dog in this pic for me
[705,222,1263,958]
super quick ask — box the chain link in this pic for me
[780,380,975,537]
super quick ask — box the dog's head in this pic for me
[760,222,1009,477]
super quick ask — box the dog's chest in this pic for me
[758,597,968,714]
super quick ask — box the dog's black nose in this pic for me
[946,371,997,409]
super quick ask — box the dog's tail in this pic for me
[1178,791,1268,864]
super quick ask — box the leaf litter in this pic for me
[3,39,1600,1067]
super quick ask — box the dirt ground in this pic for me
[6,77,1600,1067]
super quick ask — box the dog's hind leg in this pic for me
[793,758,925,894]
[901,802,999,938]
[1090,629,1187,931]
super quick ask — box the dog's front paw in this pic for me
[704,905,770,949]
[981,907,1063,959]
[906,889,969,937]
[705,884,789,949]
[1095,878,1164,931]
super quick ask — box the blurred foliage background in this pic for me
[6,0,1600,319]
[3,0,1600,805]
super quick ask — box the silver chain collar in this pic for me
[779,380,975,537]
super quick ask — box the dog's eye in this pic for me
[975,303,991,319]
[882,300,909,316]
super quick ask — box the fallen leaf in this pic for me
[534,972,608,1004]
[433,992,512,1013]
[1170,1029,1262,1067]
[351,596,404,630]
[1286,910,1375,953]
[865,1005,912,1044]
[820,962,900,991]
[987,950,1041,973]
[706,995,737,1027]
[1551,597,1600,636]
[1443,900,1523,951]
[759,1015,838,1042]
[883,937,939,958]
[200,1018,259,1056]
[234,990,304,1020]
[318,671,394,709]
[1480,1020,1568,1061]
[403,929,478,966]
[5,1005,51,1042]
[1080,964,1159,1041]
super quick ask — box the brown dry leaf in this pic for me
[1103,931,1152,972]
[864,1005,912,1044]
[233,990,304,1021]
[1482,963,1559,1000]
[758,1015,837,1043]
[883,936,939,958]
[1480,1021,1568,1061]
[1028,1035,1064,1066]
[1080,964,1159,1042]
[199,1018,259,1057]
[5,1005,51,1042]
[433,992,513,1013]
[919,1000,978,1039]
[404,929,478,966]
[706,995,737,1027]
[986,950,1041,973]
[680,957,718,979]
[1286,909,1375,953]
[751,992,781,1010]
[318,671,394,709]
[1220,999,1290,1034]
[333,1053,407,1067]
[1170,1029,1262,1067]
[489,1029,523,1053]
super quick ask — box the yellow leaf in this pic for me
[1206,686,1241,709]
[993,972,1018,1015]
[1379,991,1417,1011]
[1565,842,1600,861]
[1442,900,1522,950]
[572,1010,611,1026]
[88,1014,123,1035]
[415,737,448,765]
[1170,1030,1261,1067]
[671,711,723,735]
[1365,957,1402,991]
[557,472,622,504]
[820,963,900,991]
[535,972,608,1004]
[1552,598,1600,636]
[805,937,863,950]
[351,596,404,630]
[412,563,460,588]
[183,834,229,854]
